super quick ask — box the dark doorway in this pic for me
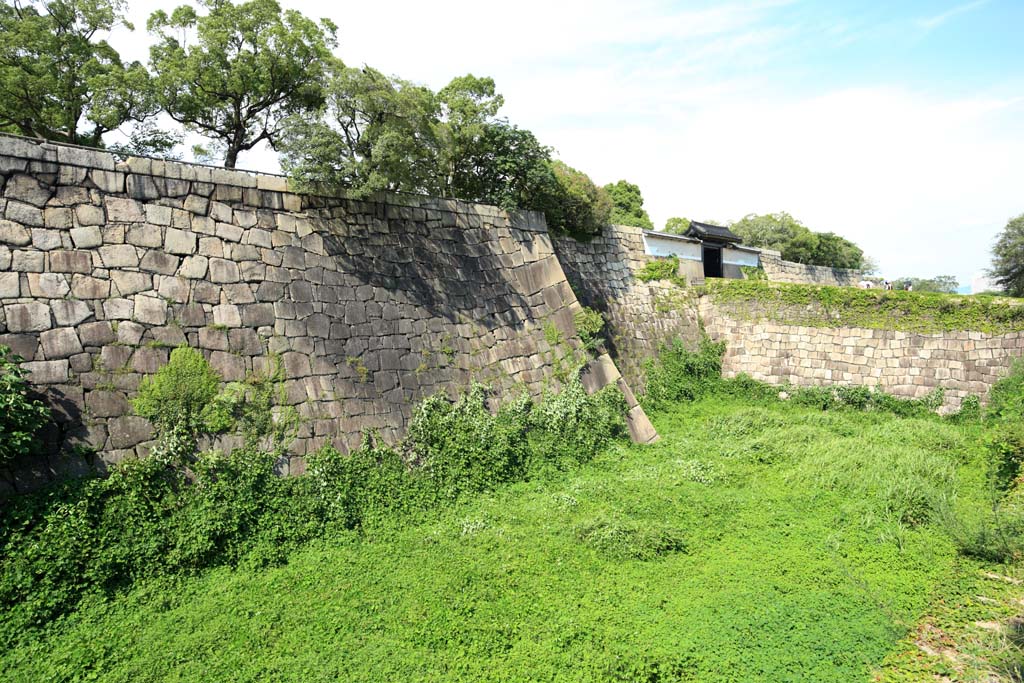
[703,246,723,278]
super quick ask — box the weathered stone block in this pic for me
[209,351,245,381]
[86,390,129,418]
[104,196,145,223]
[43,207,73,229]
[51,299,93,326]
[0,271,19,298]
[102,297,133,319]
[49,249,92,273]
[72,275,111,299]
[4,173,51,206]
[131,346,169,373]
[157,276,190,303]
[74,204,105,226]
[133,295,168,325]
[140,250,180,274]
[30,228,61,251]
[40,327,83,359]
[240,303,275,327]
[165,228,197,255]
[21,359,69,384]
[0,333,38,360]
[0,219,31,246]
[209,258,240,283]
[79,321,116,346]
[11,249,44,271]
[126,225,163,248]
[70,225,102,248]
[116,320,145,345]
[145,204,173,226]
[4,302,51,332]
[5,201,44,226]
[213,303,242,327]
[99,244,139,268]
[107,416,153,449]
[199,327,229,350]
[111,271,152,296]
[27,273,69,298]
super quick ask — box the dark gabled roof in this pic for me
[685,221,743,244]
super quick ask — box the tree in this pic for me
[278,65,438,196]
[433,74,504,196]
[450,121,555,211]
[535,161,611,236]
[892,276,959,293]
[730,212,807,253]
[991,214,1024,297]
[603,180,653,229]
[148,0,338,168]
[663,217,691,235]
[0,0,160,147]
[811,232,863,270]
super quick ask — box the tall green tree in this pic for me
[148,0,337,168]
[730,212,807,253]
[536,161,612,236]
[991,213,1024,297]
[603,180,653,229]
[732,212,864,269]
[450,121,555,211]
[433,74,504,196]
[0,0,159,147]
[278,65,438,196]
[662,217,691,235]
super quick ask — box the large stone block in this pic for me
[131,347,169,373]
[74,204,105,226]
[0,271,19,298]
[71,275,111,299]
[4,173,51,206]
[79,321,116,346]
[4,302,51,332]
[209,350,246,381]
[5,201,44,226]
[126,224,163,248]
[111,271,152,296]
[99,244,139,268]
[140,250,180,274]
[11,249,44,271]
[86,390,129,418]
[104,196,145,223]
[50,249,93,273]
[70,225,102,248]
[30,228,61,251]
[165,228,197,255]
[40,327,83,359]
[133,295,168,325]
[107,416,153,449]
[0,333,38,360]
[209,257,240,283]
[51,299,93,326]
[21,359,69,384]
[0,219,31,246]
[27,273,70,298]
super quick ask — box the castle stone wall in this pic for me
[0,136,653,493]
[758,249,861,287]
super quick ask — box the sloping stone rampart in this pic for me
[0,135,655,493]
[552,225,701,391]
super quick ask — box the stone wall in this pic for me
[552,225,701,391]
[701,297,1024,411]
[758,249,861,287]
[0,135,654,493]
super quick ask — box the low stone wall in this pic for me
[0,135,654,493]
[552,225,701,391]
[758,250,861,287]
[701,298,1024,410]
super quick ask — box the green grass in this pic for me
[3,396,1021,682]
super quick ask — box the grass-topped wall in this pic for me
[702,279,1024,335]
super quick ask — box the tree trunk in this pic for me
[224,145,239,169]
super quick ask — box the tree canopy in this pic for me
[730,212,864,270]
[0,0,159,147]
[148,0,338,168]
[892,276,959,294]
[604,180,653,229]
[663,217,691,235]
[991,213,1024,297]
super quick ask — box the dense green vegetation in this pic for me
[3,342,1024,680]
[992,213,1024,297]
[0,345,51,469]
[728,212,866,270]
[703,279,1024,334]
[603,179,653,229]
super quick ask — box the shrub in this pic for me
[641,336,725,412]
[636,257,679,283]
[989,359,1024,421]
[132,346,221,462]
[537,160,612,236]
[0,346,51,469]
[573,306,605,350]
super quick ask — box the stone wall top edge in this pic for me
[0,133,533,224]
[708,313,1023,340]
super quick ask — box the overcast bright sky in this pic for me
[109,0,1024,288]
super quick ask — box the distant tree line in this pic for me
[0,0,658,236]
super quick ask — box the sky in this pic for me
[108,0,1024,288]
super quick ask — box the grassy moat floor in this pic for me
[4,396,1022,682]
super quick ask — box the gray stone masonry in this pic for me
[0,134,655,493]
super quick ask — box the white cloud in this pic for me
[105,0,1023,285]
[919,0,989,30]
